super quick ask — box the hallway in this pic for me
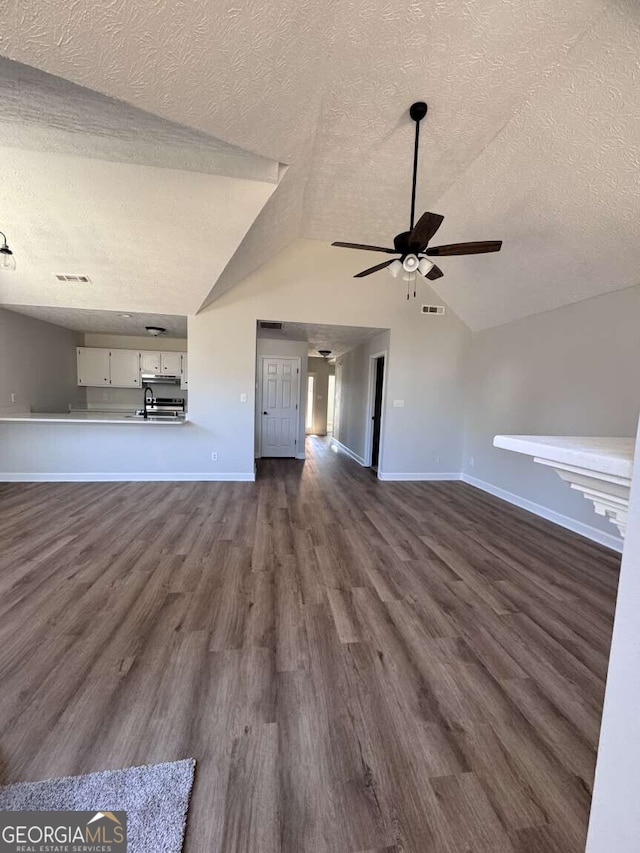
[0,436,620,851]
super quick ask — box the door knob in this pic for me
[263,411,268,415]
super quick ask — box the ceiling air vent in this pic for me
[55,274,91,283]
[259,321,282,330]
[421,304,445,315]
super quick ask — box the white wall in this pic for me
[586,416,640,850]
[463,285,640,542]
[0,307,84,414]
[334,331,389,463]
[255,336,308,458]
[307,356,334,436]
[0,240,470,479]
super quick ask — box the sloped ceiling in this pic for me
[1,0,639,329]
[0,58,282,315]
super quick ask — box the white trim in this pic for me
[378,472,462,481]
[256,354,302,459]
[330,437,367,467]
[296,452,306,460]
[461,473,623,553]
[364,350,388,472]
[0,472,256,482]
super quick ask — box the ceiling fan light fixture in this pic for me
[145,326,166,336]
[418,257,435,277]
[387,259,403,278]
[402,254,419,273]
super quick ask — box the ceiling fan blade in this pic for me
[354,259,395,278]
[426,240,502,256]
[409,211,444,249]
[332,241,396,254]
[425,264,444,280]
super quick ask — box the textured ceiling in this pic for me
[1,0,639,328]
[257,321,386,358]
[2,304,187,337]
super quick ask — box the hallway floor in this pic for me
[0,436,620,851]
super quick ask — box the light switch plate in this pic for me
[393,399,405,408]
[240,393,247,403]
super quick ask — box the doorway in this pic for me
[370,355,385,469]
[326,374,336,434]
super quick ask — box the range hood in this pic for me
[141,372,181,386]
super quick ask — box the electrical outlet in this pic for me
[240,393,247,403]
[11,392,17,403]
[436,455,442,463]
[211,452,218,461]
[469,456,475,468]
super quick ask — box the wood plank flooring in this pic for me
[0,436,620,852]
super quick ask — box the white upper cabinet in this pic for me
[109,350,141,388]
[181,353,188,389]
[77,348,110,386]
[161,352,183,375]
[140,351,161,374]
[77,347,188,387]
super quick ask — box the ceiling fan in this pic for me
[332,101,502,298]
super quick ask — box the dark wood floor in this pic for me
[0,437,620,852]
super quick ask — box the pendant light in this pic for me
[0,232,16,271]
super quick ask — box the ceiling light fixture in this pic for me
[119,313,132,318]
[318,349,332,358]
[145,326,166,336]
[0,231,16,271]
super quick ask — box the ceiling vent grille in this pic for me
[421,304,445,315]
[55,274,91,283]
[259,321,282,330]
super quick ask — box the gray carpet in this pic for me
[0,758,195,853]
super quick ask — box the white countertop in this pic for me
[0,412,188,425]
[493,435,634,479]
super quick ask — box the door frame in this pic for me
[364,350,388,472]
[257,355,302,459]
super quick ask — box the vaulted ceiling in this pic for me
[1,0,639,329]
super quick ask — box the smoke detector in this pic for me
[145,326,166,336]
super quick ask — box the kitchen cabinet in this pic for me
[77,348,110,386]
[140,351,161,374]
[161,352,183,375]
[77,347,188,387]
[181,353,188,389]
[109,349,141,388]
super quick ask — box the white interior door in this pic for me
[261,357,300,458]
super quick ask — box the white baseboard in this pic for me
[0,472,256,483]
[329,438,367,467]
[461,473,623,553]
[296,452,306,460]
[378,472,462,482]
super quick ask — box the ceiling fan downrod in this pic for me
[409,101,428,231]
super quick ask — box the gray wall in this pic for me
[0,307,84,414]
[334,331,390,463]
[463,285,640,539]
[307,356,334,436]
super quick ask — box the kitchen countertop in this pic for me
[0,412,188,425]
[493,435,634,478]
